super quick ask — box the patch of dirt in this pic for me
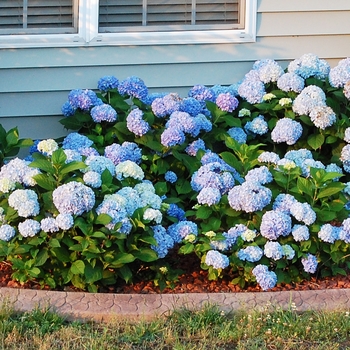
[1,255,350,294]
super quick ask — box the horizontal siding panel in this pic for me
[257,11,350,37]
[257,0,350,12]
[1,34,350,70]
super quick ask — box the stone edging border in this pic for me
[1,287,350,322]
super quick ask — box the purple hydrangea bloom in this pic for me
[126,108,150,136]
[185,139,207,156]
[260,210,292,240]
[97,75,119,92]
[215,93,239,112]
[237,246,263,262]
[271,118,303,145]
[292,224,310,242]
[91,104,117,123]
[301,254,318,273]
[118,76,148,101]
[104,142,142,165]
[252,264,277,291]
[151,93,181,118]
[277,72,305,93]
[205,250,230,269]
[188,84,216,103]
[160,127,185,147]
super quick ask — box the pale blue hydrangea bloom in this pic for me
[0,225,16,241]
[205,250,230,269]
[339,218,350,243]
[309,106,336,130]
[138,190,162,209]
[164,171,177,183]
[238,78,266,104]
[237,246,263,262]
[244,115,268,136]
[126,108,150,136]
[291,224,310,242]
[325,163,343,181]
[37,139,59,156]
[83,171,102,188]
[143,208,162,224]
[215,93,239,112]
[52,181,95,216]
[292,85,326,116]
[197,187,222,206]
[18,219,41,238]
[282,244,295,260]
[8,189,40,218]
[258,151,280,165]
[301,254,318,273]
[91,104,117,123]
[188,84,215,103]
[264,241,284,260]
[277,72,305,92]
[344,82,350,100]
[260,210,292,240]
[223,224,247,248]
[97,75,119,92]
[252,264,277,291]
[227,127,247,144]
[290,202,316,225]
[134,180,155,194]
[228,181,272,213]
[68,89,102,111]
[56,213,74,230]
[318,224,340,243]
[64,149,82,163]
[285,149,313,163]
[271,118,303,145]
[328,57,350,88]
[300,158,326,178]
[84,155,115,176]
[253,58,284,83]
[245,166,273,185]
[151,225,175,258]
[151,93,181,117]
[117,188,143,214]
[104,141,142,165]
[288,53,330,79]
[160,127,186,147]
[344,127,350,143]
[167,220,198,243]
[62,132,94,151]
[273,193,298,215]
[118,76,148,101]
[40,217,59,233]
[115,160,144,181]
[341,144,350,165]
[185,139,207,156]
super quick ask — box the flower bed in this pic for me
[0,53,350,293]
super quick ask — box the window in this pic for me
[0,0,256,48]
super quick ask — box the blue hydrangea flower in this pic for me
[83,171,102,188]
[325,163,343,181]
[53,181,95,216]
[118,76,148,101]
[143,92,167,105]
[126,108,150,136]
[91,104,117,123]
[273,194,298,215]
[252,264,277,291]
[244,115,268,136]
[164,171,177,183]
[271,118,303,145]
[179,97,202,116]
[309,106,336,130]
[318,224,340,243]
[288,53,330,79]
[292,224,310,242]
[188,84,215,103]
[227,127,247,144]
[160,127,185,147]
[282,244,295,260]
[292,85,326,116]
[339,218,350,243]
[18,219,41,238]
[104,141,142,165]
[197,187,222,206]
[56,213,74,230]
[253,59,284,83]
[277,72,305,93]
[223,224,247,248]
[237,246,263,262]
[167,204,186,221]
[185,139,207,156]
[328,58,350,88]
[151,93,181,117]
[301,254,318,273]
[62,132,94,151]
[264,241,284,260]
[258,151,280,165]
[228,181,272,213]
[205,250,230,269]
[8,189,40,218]
[238,78,266,104]
[64,149,82,163]
[215,93,239,112]
[97,75,119,92]
[260,210,292,240]
[151,225,175,258]
[245,166,273,185]
[61,101,77,116]
[0,225,16,242]
[167,220,198,243]
[40,217,59,233]
[68,89,102,111]
[290,202,316,225]
[84,155,115,176]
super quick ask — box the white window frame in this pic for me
[0,0,257,49]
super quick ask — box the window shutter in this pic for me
[99,0,243,33]
[0,0,78,34]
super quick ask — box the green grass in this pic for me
[0,301,349,349]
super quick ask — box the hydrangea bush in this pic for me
[1,53,350,292]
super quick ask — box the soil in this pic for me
[1,253,350,294]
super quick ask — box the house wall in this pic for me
[0,0,349,139]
